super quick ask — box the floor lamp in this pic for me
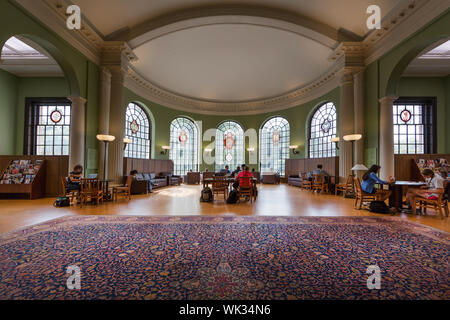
[343,134,363,197]
[96,134,116,181]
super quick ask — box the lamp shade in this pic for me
[343,134,362,141]
[330,137,340,143]
[289,145,299,149]
[123,138,132,144]
[162,146,171,150]
[204,148,213,152]
[247,148,255,152]
[351,164,368,171]
[96,134,115,142]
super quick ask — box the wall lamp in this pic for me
[289,145,300,155]
[123,138,132,151]
[247,147,255,154]
[204,148,213,153]
[161,146,170,155]
[330,137,340,150]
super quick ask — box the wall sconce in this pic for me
[96,134,116,180]
[123,138,132,151]
[247,147,255,154]
[161,146,170,155]
[289,145,300,155]
[343,134,362,142]
[204,148,213,153]
[330,137,340,150]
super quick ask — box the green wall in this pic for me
[124,87,340,172]
[0,69,18,154]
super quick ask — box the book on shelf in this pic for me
[0,160,42,185]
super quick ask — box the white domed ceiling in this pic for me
[131,24,334,102]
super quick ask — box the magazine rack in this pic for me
[0,160,46,199]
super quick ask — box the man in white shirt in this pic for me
[406,169,445,214]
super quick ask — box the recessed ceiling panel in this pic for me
[132,24,334,102]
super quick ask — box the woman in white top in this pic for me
[406,168,445,214]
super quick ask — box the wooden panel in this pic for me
[285,157,339,180]
[394,154,450,181]
[0,155,68,197]
[123,158,175,176]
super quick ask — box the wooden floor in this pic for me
[0,184,449,234]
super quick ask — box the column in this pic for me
[98,67,112,180]
[107,66,126,183]
[353,71,365,165]
[379,96,397,180]
[338,70,355,181]
[68,96,86,173]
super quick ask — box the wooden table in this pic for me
[203,177,258,192]
[389,181,426,212]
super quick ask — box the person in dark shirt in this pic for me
[67,165,83,192]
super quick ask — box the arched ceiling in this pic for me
[68,0,402,111]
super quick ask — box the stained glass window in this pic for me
[215,121,244,172]
[124,103,151,159]
[170,117,199,175]
[393,98,436,154]
[259,117,290,176]
[309,102,337,158]
[24,99,71,156]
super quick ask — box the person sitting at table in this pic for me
[231,166,241,177]
[66,164,83,192]
[361,165,394,201]
[130,170,153,193]
[233,165,253,189]
[220,165,231,175]
[405,168,445,213]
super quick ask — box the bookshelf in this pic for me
[0,160,46,199]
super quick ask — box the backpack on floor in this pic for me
[54,196,70,207]
[200,187,214,202]
[369,201,390,214]
[227,190,239,204]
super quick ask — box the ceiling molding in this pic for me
[363,0,450,65]
[107,4,347,47]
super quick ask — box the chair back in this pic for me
[353,177,362,195]
[313,174,324,184]
[125,175,134,188]
[80,178,101,194]
[239,176,252,189]
[346,175,354,187]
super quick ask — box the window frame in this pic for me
[308,102,337,159]
[259,116,290,177]
[215,121,245,172]
[169,117,199,175]
[124,102,152,159]
[393,97,437,155]
[24,97,72,156]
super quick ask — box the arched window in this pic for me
[215,121,244,172]
[170,117,199,175]
[124,102,151,159]
[259,117,290,176]
[309,102,337,158]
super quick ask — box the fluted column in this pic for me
[107,66,126,183]
[379,96,398,180]
[68,96,86,173]
[98,67,112,180]
[354,71,365,165]
[338,70,355,181]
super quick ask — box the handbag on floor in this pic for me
[54,196,70,207]
[227,190,239,204]
[369,201,390,214]
[200,187,214,203]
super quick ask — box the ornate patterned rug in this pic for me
[0,216,448,300]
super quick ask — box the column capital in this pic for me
[379,96,399,104]
[67,96,87,105]
[337,67,363,86]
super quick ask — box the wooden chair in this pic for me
[312,174,329,194]
[415,189,448,220]
[300,172,312,191]
[336,175,354,196]
[353,177,376,210]
[60,176,79,204]
[212,176,229,201]
[79,179,103,208]
[238,176,253,203]
[112,175,133,202]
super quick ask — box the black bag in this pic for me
[200,187,214,202]
[227,190,239,204]
[54,196,70,207]
[369,201,390,214]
